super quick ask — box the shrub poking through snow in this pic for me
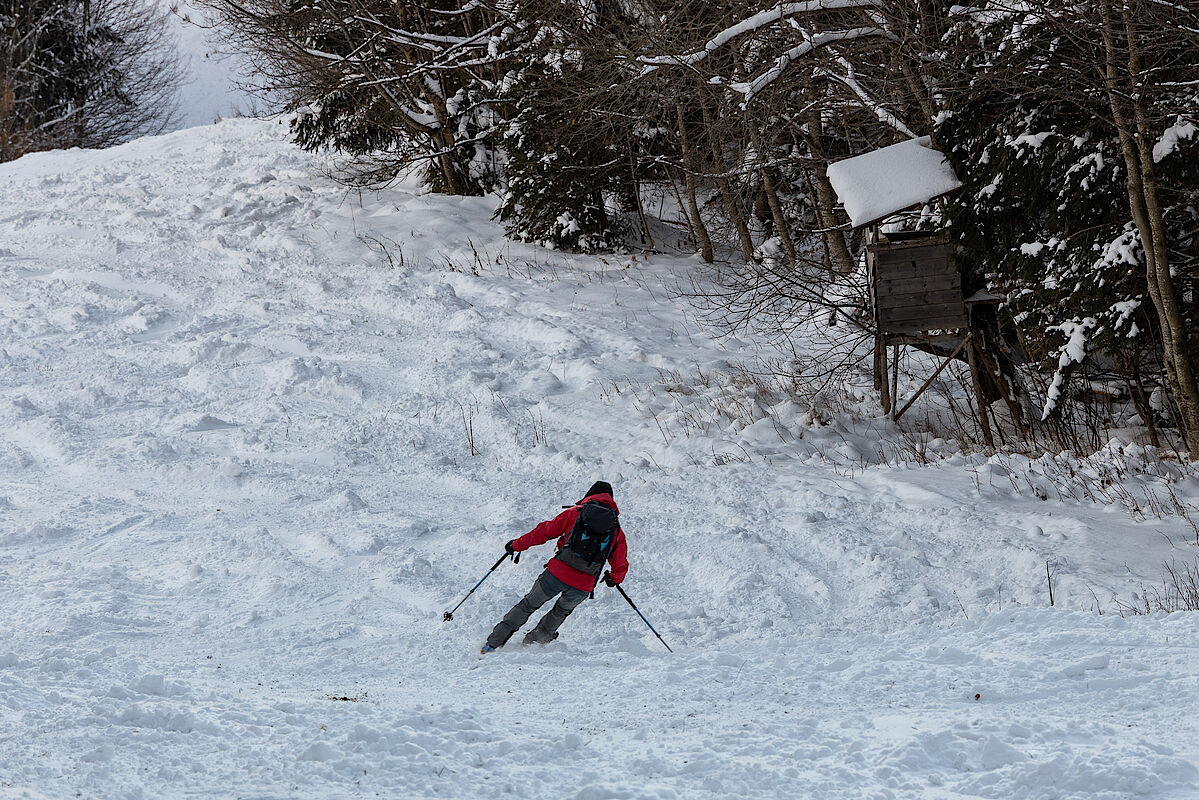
[1117,561,1199,615]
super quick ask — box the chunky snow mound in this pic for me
[827,136,963,227]
[1,120,1197,798]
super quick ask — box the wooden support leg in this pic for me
[876,331,891,416]
[894,333,973,423]
[978,336,1029,440]
[891,343,901,419]
[967,339,995,449]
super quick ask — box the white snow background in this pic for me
[163,1,259,129]
[1,120,1198,799]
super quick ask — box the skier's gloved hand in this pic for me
[504,540,516,555]
[602,574,618,588]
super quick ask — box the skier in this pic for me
[481,481,628,653]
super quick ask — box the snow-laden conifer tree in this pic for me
[938,0,1199,450]
[492,0,639,251]
[202,0,503,194]
[0,0,180,162]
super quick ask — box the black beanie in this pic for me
[584,481,613,498]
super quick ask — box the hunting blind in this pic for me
[828,139,1025,447]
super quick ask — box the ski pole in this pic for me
[606,571,673,653]
[443,552,511,622]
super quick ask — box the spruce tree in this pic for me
[492,1,637,252]
[937,5,1197,424]
[2,0,178,161]
[495,84,624,252]
[206,0,500,194]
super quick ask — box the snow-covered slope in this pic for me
[2,120,1197,799]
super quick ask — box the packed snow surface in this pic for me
[827,136,963,227]
[2,120,1198,799]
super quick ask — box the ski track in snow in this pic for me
[1,120,1198,799]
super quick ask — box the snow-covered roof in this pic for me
[826,136,963,228]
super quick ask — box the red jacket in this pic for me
[510,493,628,592]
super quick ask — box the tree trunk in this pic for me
[676,102,714,262]
[628,145,653,248]
[746,121,797,266]
[1124,15,1199,450]
[1099,0,1199,453]
[800,85,855,274]
[699,94,756,261]
[900,59,936,133]
[427,92,466,196]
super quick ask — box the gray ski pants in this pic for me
[487,568,589,648]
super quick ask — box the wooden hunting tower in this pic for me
[828,138,1021,447]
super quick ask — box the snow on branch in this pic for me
[354,18,482,48]
[816,57,915,136]
[304,47,352,62]
[728,27,895,106]
[637,0,883,72]
[1153,117,1197,162]
[1042,318,1097,421]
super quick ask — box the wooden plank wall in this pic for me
[872,240,966,335]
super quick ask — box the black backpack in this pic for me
[555,501,619,575]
